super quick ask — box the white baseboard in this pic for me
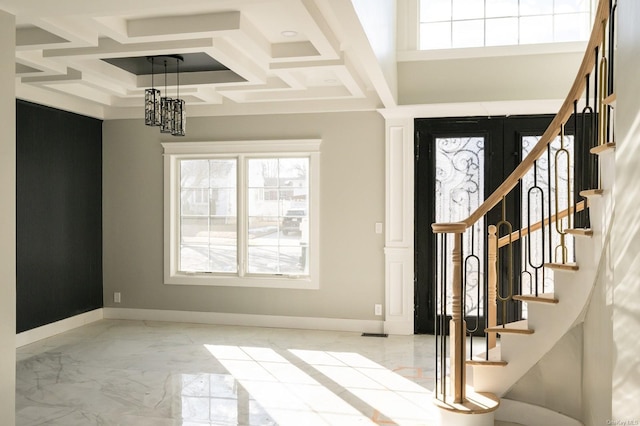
[384,319,414,335]
[103,307,385,334]
[16,308,104,348]
[496,399,583,426]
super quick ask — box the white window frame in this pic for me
[162,140,321,289]
[397,0,596,60]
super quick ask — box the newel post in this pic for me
[432,222,467,403]
[450,229,466,403]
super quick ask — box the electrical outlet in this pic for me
[114,292,121,303]
[374,304,382,316]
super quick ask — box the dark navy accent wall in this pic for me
[16,100,103,333]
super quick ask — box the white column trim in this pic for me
[0,10,16,424]
[382,111,415,335]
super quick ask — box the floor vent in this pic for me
[361,333,388,338]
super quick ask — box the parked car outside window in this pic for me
[282,208,306,235]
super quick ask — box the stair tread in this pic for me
[590,142,616,155]
[580,188,604,197]
[603,93,616,106]
[467,359,508,366]
[544,262,579,271]
[565,228,593,237]
[485,320,534,335]
[513,293,559,304]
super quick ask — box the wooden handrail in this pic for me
[497,200,586,248]
[432,0,610,234]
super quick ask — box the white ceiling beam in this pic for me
[43,37,214,59]
[16,50,68,75]
[16,26,68,51]
[21,67,82,84]
[204,38,267,84]
[271,41,319,59]
[30,16,99,47]
[127,12,241,39]
[298,0,341,59]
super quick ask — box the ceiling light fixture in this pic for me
[172,58,185,137]
[144,57,161,126]
[281,30,298,37]
[144,55,185,136]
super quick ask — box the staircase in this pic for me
[431,0,617,424]
[472,145,615,425]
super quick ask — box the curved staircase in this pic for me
[430,0,617,424]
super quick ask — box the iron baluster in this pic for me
[527,162,545,296]
[554,125,573,264]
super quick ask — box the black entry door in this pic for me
[414,115,557,334]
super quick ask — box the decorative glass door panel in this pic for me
[435,137,485,316]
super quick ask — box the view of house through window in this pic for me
[247,158,309,275]
[180,159,238,273]
[179,157,309,277]
[419,0,593,50]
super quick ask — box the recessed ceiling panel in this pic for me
[102,52,229,75]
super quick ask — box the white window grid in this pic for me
[419,0,595,50]
[162,140,321,289]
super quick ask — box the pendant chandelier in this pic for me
[144,55,186,137]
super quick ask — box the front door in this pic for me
[414,115,560,334]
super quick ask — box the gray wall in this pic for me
[398,51,582,105]
[103,111,386,321]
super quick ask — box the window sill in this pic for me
[398,41,587,62]
[164,273,319,290]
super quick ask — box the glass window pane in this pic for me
[179,158,237,273]
[520,0,553,16]
[180,245,210,272]
[555,0,590,13]
[209,159,236,188]
[247,158,309,276]
[419,0,590,49]
[452,0,484,20]
[248,159,278,187]
[486,17,518,46]
[181,160,210,188]
[452,19,484,48]
[181,188,209,216]
[435,137,485,316]
[420,22,452,50]
[420,0,452,23]
[247,246,306,275]
[248,216,279,244]
[554,12,590,42]
[486,0,518,18]
[520,15,553,44]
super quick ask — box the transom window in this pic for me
[419,0,594,50]
[163,140,320,289]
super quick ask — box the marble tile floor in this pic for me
[16,320,510,426]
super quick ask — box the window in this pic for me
[419,0,593,50]
[163,140,320,289]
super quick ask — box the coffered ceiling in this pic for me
[3,0,396,119]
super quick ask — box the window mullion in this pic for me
[207,161,212,272]
[237,155,246,277]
